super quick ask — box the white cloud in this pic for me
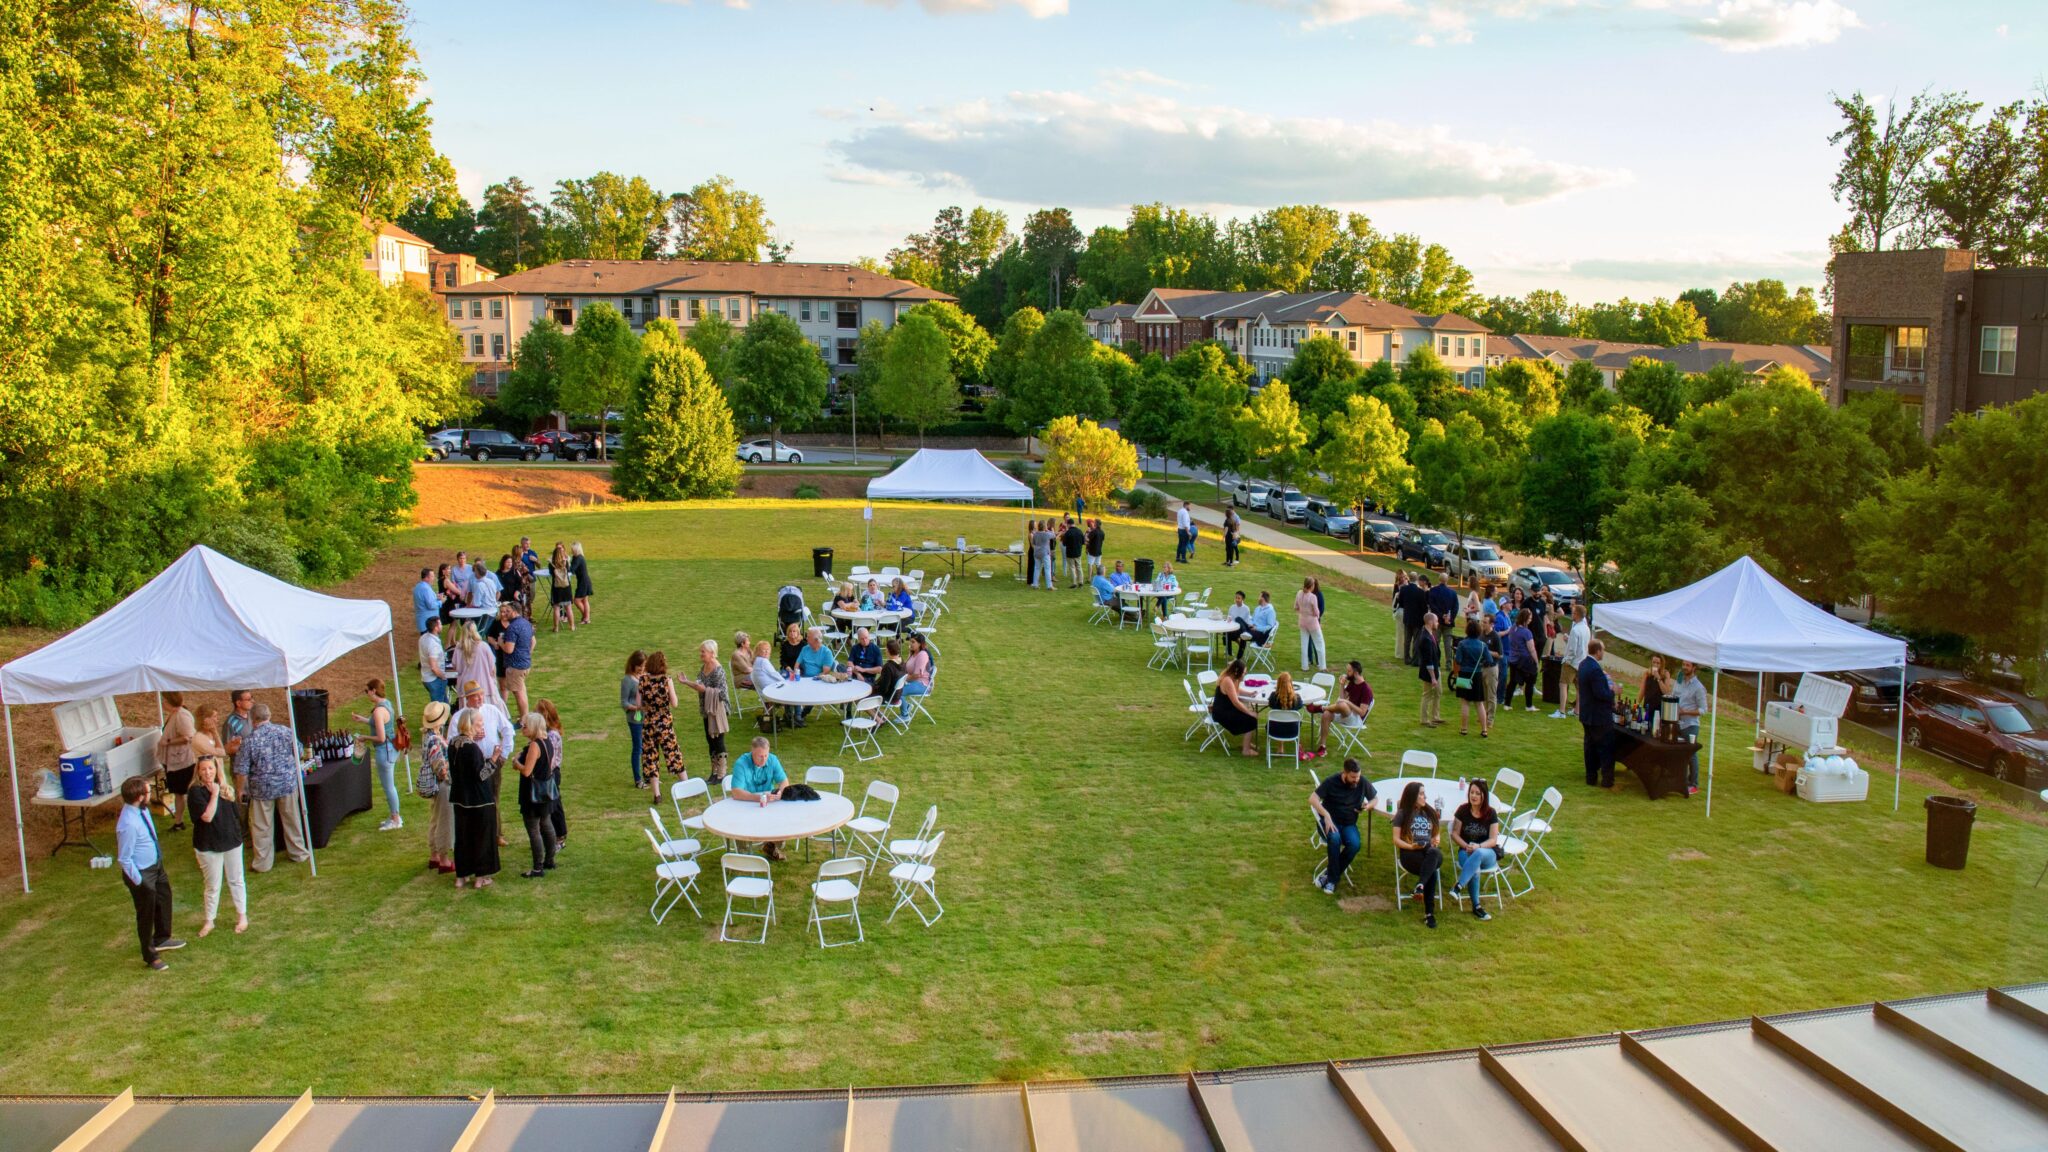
[870,0,1068,15]
[1995,22,2008,38]
[1099,68,1193,90]
[832,89,1625,209]
[1681,0,1860,50]
[1479,250,1828,289]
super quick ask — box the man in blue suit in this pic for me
[1577,639,1617,788]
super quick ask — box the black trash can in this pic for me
[1923,795,1976,869]
[289,687,328,747]
[1134,557,1156,585]
[812,546,834,578]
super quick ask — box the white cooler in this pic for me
[54,696,161,798]
[1765,674,1853,753]
[1795,755,1869,803]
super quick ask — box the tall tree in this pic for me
[613,319,742,500]
[1243,204,1343,292]
[1615,358,1689,427]
[550,172,665,260]
[1121,363,1192,476]
[1037,417,1140,513]
[1477,289,1575,338]
[398,188,476,256]
[1600,485,1734,599]
[874,310,958,445]
[1919,99,2023,260]
[1004,309,1108,434]
[1710,279,1829,346]
[476,177,548,272]
[1175,352,1253,497]
[499,317,569,423]
[901,301,995,388]
[1485,358,1562,426]
[1635,297,1708,345]
[1317,394,1414,547]
[887,205,1009,295]
[662,175,783,262]
[1410,412,1509,547]
[1513,409,1643,592]
[1282,334,1361,424]
[1239,379,1312,483]
[1828,89,1969,251]
[1561,359,1608,410]
[1399,346,1459,425]
[560,303,642,457]
[1678,288,1720,333]
[1014,207,1084,311]
[685,310,739,390]
[729,310,828,460]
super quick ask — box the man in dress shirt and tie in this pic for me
[115,776,184,970]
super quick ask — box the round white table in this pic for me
[828,607,914,629]
[449,607,490,622]
[1238,676,1328,708]
[1367,775,1468,818]
[1162,616,1238,671]
[701,793,856,845]
[757,678,875,734]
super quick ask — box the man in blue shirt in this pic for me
[495,601,535,718]
[1090,573,1118,605]
[729,737,790,859]
[518,536,540,578]
[795,628,838,679]
[845,628,884,682]
[115,777,183,969]
[412,568,439,634]
[1107,561,1133,588]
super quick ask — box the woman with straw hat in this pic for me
[419,701,455,874]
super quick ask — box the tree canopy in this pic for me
[1037,418,1140,513]
[729,310,828,446]
[613,319,742,501]
[874,310,959,444]
[560,303,643,454]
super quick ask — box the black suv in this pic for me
[455,429,539,462]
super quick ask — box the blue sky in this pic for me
[413,0,2040,302]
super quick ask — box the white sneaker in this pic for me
[1526,706,1539,712]
[378,818,402,832]
[1548,710,1567,719]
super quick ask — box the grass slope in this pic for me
[0,502,2040,1095]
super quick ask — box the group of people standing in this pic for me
[412,536,593,642]
[1027,516,1104,590]
[414,686,566,887]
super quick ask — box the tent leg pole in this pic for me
[388,633,411,795]
[7,703,27,894]
[285,691,316,878]
[1894,665,1905,812]
[1754,675,1762,741]
[1706,670,1718,820]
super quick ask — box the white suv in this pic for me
[1264,487,1308,522]
[1448,541,1513,584]
[1231,479,1273,509]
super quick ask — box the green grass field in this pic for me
[0,502,2041,1096]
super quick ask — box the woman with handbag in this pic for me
[536,698,567,847]
[448,709,499,888]
[355,679,403,832]
[513,712,557,878]
[1294,578,1325,672]
[1453,619,1496,737]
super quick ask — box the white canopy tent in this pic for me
[1593,555,1909,816]
[2,546,402,893]
[863,448,1035,568]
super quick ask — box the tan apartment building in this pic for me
[1490,333,1833,390]
[1107,288,1494,387]
[364,222,433,289]
[429,251,497,292]
[440,259,951,394]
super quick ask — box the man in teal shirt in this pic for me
[795,628,839,679]
[729,737,790,859]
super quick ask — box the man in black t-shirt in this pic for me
[1084,519,1105,575]
[1311,758,1377,893]
[1061,518,1086,587]
[1395,577,1428,664]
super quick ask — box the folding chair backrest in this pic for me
[1197,670,1219,690]
[723,853,770,882]
[909,569,924,582]
[672,777,708,802]
[912,804,938,843]
[806,765,845,792]
[1493,767,1525,808]
[1268,710,1302,738]
[648,807,673,841]
[852,697,882,718]
[643,827,667,858]
[818,857,865,884]
[1539,787,1564,821]
[1310,672,1337,694]
[921,829,946,864]
[1401,749,1439,778]
[860,779,900,819]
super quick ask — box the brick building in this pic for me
[1830,248,2048,436]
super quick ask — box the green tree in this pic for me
[988,307,1043,397]
[1317,395,1413,547]
[1174,348,1253,496]
[902,301,995,388]
[500,317,568,423]
[1561,359,1607,410]
[613,319,742,500]
[662,175,783,261]
[1679,288,1720,333]
[1848,393,2048,689]
[1635,297,1708,345]
[1513,410,1643,592]
[1919,99,2024,260]
[397,188,476,256]
[1485,359,1562,426]
[550,172,666,260]
[1685,360,1751,408]
[1601,485,1734,599]
[685,310,739,389]
[875,310,958,444]
[887,205,1009,296]
[1004,309,1108,434]
[1842,389,1932,475]
[1399,346,1459,424]
[1038,417,1140,512]
[1410,412,1509,547]
[1242,205,1342,292]
[1121,364,1192,477]
[560,303,643,456]
[1239,380,1312,483]
[1711,279,1830,345]
[1094,342,1143,420]
[730,310,828,459]
[1615,358,1689,426]
[845,319,891,444]
[1828,89,1969,251]
[1477,289,1575,338]
[1283,335,1361,424]
[476,177,549,272]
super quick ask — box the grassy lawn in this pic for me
[0,502,2041,1097]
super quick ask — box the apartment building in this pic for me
[428,251,497,292]
[364,222,433,289]
[1114,288,1494,386]
[1084,303,1137,346]
[440,259,952,394]
[1829,248,2048,437]
[1490,334,1833,390]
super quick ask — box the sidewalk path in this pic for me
[1143,486,1395,589]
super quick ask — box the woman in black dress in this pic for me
[1210,659,1261,758]
[449,709,500,888]
[569,541,593,625]
[514,712,557,879]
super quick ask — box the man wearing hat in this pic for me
[420,701,455,873]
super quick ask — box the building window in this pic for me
[726,299,739,320]
[1456,336,1467,357]
[667,299,680,319]
[491,333,505,360]
[689,299,702,320]
[837,302,859,329]
[836,337,857,366]
[1980,325,2017,375]
[800,301,812,322]
[620,297,634,321]
[1892,326,1927,372]
[1439,335,1450,355]
[488,300,502,319]
[443,266,456,288]
[469,334,484,358]
[548,298,573,327]
[468,300,482,319]
[447,300,462,319]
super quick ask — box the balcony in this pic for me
[1844,354,1924,388]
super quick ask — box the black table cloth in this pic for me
[1611,728,1698,800]
[274,755,371,851]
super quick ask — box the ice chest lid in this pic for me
[1791,674,1853,719]
[54,696,126,749]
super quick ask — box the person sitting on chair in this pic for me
[1225,591,1255,658]
[750,640,795,729]
[1107,561,1133,589]
[1090,571,1118,605]
[1209,659,1260,758]
[845,628,883,682]
[1269,671,1302,711]
[871,639,906,711]
[728,736,789,860]
[830,583,859,613]
[1449,778,1502,921]
[1392,781,1443,930]
[886,578,916,620]
[861,579,886,611]
[1310,757,1376,894]
[796,626,839,680]
[1309,660,1374,758]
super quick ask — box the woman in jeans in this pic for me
[1454,620,1496,738]
[1391,781,1442,929]
[1294,578,1325,672]
[419,701,454,874]
[621,650,646,788]
[1449,778,1501,921]
[898,634,933,720]
[684,639,730,783]
[358,679,403,831]
[513,712,558,878]
[187,755,248,936]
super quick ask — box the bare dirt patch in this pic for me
[1338,894,1394,914]
[735,472,871,500]
[411,464,619,526]
[1668,848,1710,862]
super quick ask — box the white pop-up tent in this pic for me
[2,546,402,892]
[863,448,1035,568]
[1593,555,1909,816]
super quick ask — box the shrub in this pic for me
[793,483,822,500]
[201,513,305,583]
[1122,488,1168,520]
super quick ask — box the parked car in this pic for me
[1447,541,1513,585]
[1264,486,1308,522]
[1902,680,2048,787]
[523,429,590,459]
[1836,667,1904,723]
[451,429,539,462]
[1511,565,1583,605]
[1231,479,1273,509]
[737,439,804,464]
[425,428,466,460]
[1395,526,1451,567]
[1364,519,1402,551]
[1304,498,1358,541]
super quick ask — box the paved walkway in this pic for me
[1146,487,1396,589]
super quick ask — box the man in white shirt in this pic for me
[1174,502,1194,562]
[418,617,452,704]
[1557,604,1592,719]
[462,680,514,765]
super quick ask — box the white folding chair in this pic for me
[1148,619,1180,671]
[1182,680,1211,741]
[1490,767,1525,822]
[1447,846,1511,913]
[1183,629,1214,673]
[1246,637,1276,674]
[879,566,901,581]
[1393,841,1445,912]
[1309,672,1338,697]
[805,766,846,852]
[1087,593,1115,626]
[1309,807,1359,891]
[1197,669,1220,692]
[1184,586,1212,610]
[643,827,702,924]
[845,779,899,868]
[878,682,914,737]
[908,568,925,585]
[647,807,702,862]
[850,565,872,580]
[887,804,939,867]
[1266,709,1303,769]
[1117,592,1144,631]
[719,853,775,943]
[915,621,940,656]
[887,829,945,926]
[1400,749,1439,779]
[1328,699,1374,760]
[1508,787,1562,870]
[808,857,866,947]
[669,777,721,854]
[840,697,885,762]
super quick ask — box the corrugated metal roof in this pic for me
[6,986,2043,1152]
